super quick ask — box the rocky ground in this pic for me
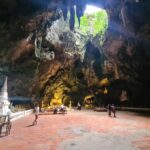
[0,110,150,150]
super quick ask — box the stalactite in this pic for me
[113,62,120,79]
[69,2,75,30]
[60,0,85,30]
[75,0,84,27]
[121,7,127,27]
[61,0,69,20]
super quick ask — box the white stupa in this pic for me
[0,76,11,115]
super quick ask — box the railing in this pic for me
[10,109,33,122]
[115,107,150,112]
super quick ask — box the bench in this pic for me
[0,115,11,137]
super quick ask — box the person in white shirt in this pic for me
[33,104,39,125]
[77,102,81,110]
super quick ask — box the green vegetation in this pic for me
[75,10,108,37]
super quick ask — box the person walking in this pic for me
[107,104,111,117]
[33,104,40,125]
[77,102,81,110]
[111,104,116,117]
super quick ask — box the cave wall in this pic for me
[103,0,150,106]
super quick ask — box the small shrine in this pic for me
[50,90,63,106]
[84,95,95,108]
[99,78,109,94]
[0,76,11,115]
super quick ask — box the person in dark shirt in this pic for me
[107,104,111,117]
[111,104,116,117]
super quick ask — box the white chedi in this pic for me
[0,76,11,115]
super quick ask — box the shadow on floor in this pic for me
[26,124,35,127]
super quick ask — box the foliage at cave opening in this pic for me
[75,8,108,37]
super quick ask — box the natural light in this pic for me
[84,5,103,14]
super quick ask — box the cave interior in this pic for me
[0,0,150,108]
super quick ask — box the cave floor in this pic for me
[0,110,150,150]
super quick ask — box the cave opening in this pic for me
[75,4,108,39]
